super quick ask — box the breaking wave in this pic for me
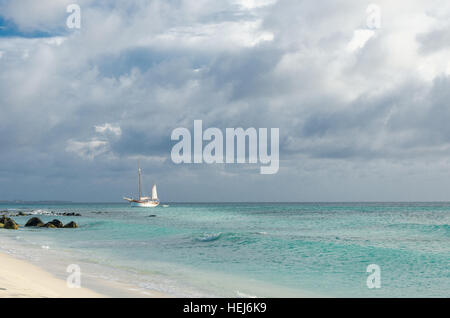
[194,233,222,242]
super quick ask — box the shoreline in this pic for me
[0,251,171,298]
[0,251,104,298]
[0,206,322,298]
[0,245,315,298]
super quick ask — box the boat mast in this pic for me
[138,160,142,201]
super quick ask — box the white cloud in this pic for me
[95,123,122,137]
[65,139,109,160]
[234,0,278,10]
[347,29,376,52]
[150,20,274,49]
[66,124,122,159]
[44,37,66,46]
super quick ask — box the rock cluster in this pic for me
[25,217,78,229]
[25,217,44,227]
[63,221,78,228]
[1,216,79,230]
[59,212,81,216]
[0,216,19,230]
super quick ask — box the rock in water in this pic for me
[63,221,78,228]
[25,217,45,227]
[4,219,19,230]
[49,219,64,228]
[61,212,81,216]
[42,223,57,228]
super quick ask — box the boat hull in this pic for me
[130,200,159,208]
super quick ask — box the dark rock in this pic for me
[11,212,30,217]
[0,215,7,224]
[25,217,45,227]
[63,221,78,228]
[4,218,19,230]
[42,223,57,228]
[61,212,81,216]
[49,219,64,228]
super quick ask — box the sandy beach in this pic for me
[0,251,173,298]
[0,251,104,298]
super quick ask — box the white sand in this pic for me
[0,251,172,298]
[0,251,104,298]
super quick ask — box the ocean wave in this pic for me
[194,233,222,242]
[192,232,259,246]
[254,231,268,235]
[28,210,82,217]
[236,290,257,298]
[30,209,54,215]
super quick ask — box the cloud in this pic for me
[417,26,450,55]
[95,123,122,136]
[66,139,109,160]
[153,20,274,49]
[67,123,122,160]
[1,0,450,201]
[234,0,278,10]
[347,29,375,52]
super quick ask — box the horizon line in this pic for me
[3,200,450,204]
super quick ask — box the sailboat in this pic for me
[123,162,160,207]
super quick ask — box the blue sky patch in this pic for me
[0,15,64,38]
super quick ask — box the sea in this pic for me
[0,202,448,297]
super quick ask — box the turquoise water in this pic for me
[0,202,448,297]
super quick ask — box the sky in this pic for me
[1,0,450,202]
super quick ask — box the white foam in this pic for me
[236,290,257,298]
[31,209,53,215]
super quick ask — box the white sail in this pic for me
[124,161,160,207]
[152,184,158,200]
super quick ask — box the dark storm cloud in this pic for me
[207,46,284,101]
[111,126,171,157]
[1,0,450,201]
